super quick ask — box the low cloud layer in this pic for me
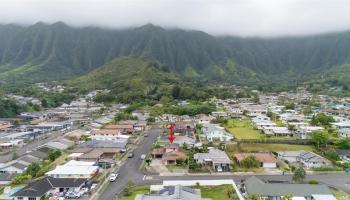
[1,0,350,37]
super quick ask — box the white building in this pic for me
[46,160,99,179]
[201,124,233,142]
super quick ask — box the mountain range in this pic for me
[1,22,350,91]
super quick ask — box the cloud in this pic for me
[0,0,350,37]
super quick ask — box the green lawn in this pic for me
[198,184,239,200]
[225,119,262,139]
[226,143,315,154]
[332,189,350,200]
[225,118,295,141]
[120,186,150,200]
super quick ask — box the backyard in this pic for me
[225,118,262,139]
[225,118,295,140]
[226,143,315,154]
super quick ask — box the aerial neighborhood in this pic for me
[0,85,349,200]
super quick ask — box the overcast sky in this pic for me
[1,0,350,37]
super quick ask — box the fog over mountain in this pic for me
[1,0,350,37]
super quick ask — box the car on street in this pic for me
[140,154,146,160]
[128,152,134,158]
[109,173,118,182]
[144,133,149,137]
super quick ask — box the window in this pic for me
[29,197,36,200]
[17,197,23,200]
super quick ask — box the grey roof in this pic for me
[18,155,40,164]
[12,177,52,197]
[77,140,127,149]
[299,152,330,163]
[194,149,232,164]
[135,185,201,200]
[12,177,87,197]
[244,176,332,197]
[11,162,28,170]
[0,172,16,181]
[336,149,350,156]
[28,150,48,160]
[43,141,69,150]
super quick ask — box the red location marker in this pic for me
[167,124,175,143]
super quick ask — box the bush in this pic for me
[240,156,260,169]
[308,180,319,184]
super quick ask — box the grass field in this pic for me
[199,184,239,200]
[226,143,315,154]
[120,186,150,200]
[225,118,262,139]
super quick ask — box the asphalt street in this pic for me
[99,127,162,200]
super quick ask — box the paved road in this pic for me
[99,127,161,200]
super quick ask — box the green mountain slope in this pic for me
[72,56,179,102]
[1,22,350,89]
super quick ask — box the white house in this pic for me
[46,160,99,179]
[336,149,350,163]
[194,149,232,172]
[298,151,332,168]
[277,151,307,163]
[338,128,350,138]
[296,126,324,139]
[201,124,233,142]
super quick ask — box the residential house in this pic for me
[194,149,232,172]
[338,128,350,138]
[241,176,336,200]
[298,151,332,168]
[151,144,187,165]
[46,160,99,179]
[263,127,291,136]
[243,105,267,117]
[195,114,214,124]
[104,124,134,135]
[211,111,228,118]
[135,185,201,200]
[90,129,129,141]
[0,173,15,185]
[296,126,324,139]
[277,151,305,163]
[256,122,276,130]
[234,153,277,168]
[0,161,28,174]
[332,121,350,129]
[201,123,233,142]
[336,149,350,163]
[11,177,87,200]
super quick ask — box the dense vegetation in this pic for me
[1,22,350,92]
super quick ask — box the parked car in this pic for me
[140,154,146,160]
[128,152,134,158]
[144,133,149,137]
[65,191,81,199]
[109,173,118,182]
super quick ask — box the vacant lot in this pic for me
[226,143,315,154]
[225,118,262,139]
